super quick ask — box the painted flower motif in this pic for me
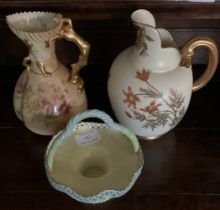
[40,97,54,115]
[123,86,140,109]
[122,69,185,130]
[140,100,162,113]
[125,111,133,118]
[125,110,146,121]
[40,95,72,116]
[136,69,150,82]
[58,102,72,115]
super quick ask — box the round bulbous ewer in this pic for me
[6,11,90,135]
[108,9,218,140]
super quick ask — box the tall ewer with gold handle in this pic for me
[108,9,218,140]
[6,11,90,135]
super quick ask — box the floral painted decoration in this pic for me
[123,86,140,109]
[14,79,73,128]
[136,28,154,57]
[123,69,185,131]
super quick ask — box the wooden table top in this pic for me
[1,65,220,210]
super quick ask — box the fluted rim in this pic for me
[6,11,63,41]
[44,121,144,204]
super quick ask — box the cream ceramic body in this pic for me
[108,9,218,139]
[6,11,90,135]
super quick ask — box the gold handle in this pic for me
[180,37,218,92]
[57,18,90,94]
[23,57,31,72]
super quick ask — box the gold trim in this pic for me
[137,134,162,141]
[57,18,90,94]
[22,57,60,76]
[22,57,31,72]
[180,37,218,92]
[36,61,52,77]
